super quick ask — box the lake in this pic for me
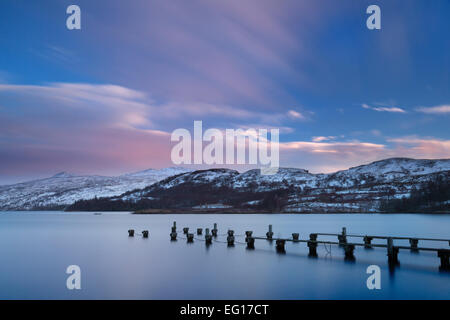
[0,212,449,299]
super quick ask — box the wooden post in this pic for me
[183,227,189,234]
[245,231,254,249]
[276,239,286,253]
[170,231,177,241]
[344,244,355,260]
[205,228,212,245]
[128,229,135,237]
[338,227,347,246]
[437,250,450,271]
[292,233,299,241]
[197,228,203,235]
[187,233,194,243]
[227,230,235,246]
[212,223,218,237]
[309,233,318,241]
[307,240,318,257]
[363,236,373,249]
[409,238,419,252]
[266,224,274,240]
[246,236,255,249]
[387,237,399,265]
[171,221,177,233]
[142,230,149,238]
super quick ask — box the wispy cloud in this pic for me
[287,110,305,120]
[311,136,336,142]
[416,105,450,114]
[362,103,406,113]
[0,82,313,179]
[278,136,450,173]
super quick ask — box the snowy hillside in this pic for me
[67,158,450,213]
[0,167,190,210]
[3,158,450,212]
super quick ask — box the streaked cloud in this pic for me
[287,110,305,120]
[311,136,336,142]
[416,105,450,114]
[362,103,406,113]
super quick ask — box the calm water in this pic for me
[0,212,449,300]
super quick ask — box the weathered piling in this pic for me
[187,233,194,243]
[212,223,218,237]
[343,244,355,260]
[245,231,255,249]
[307,240,318,257]
[363,236,373,249]
[292,233,300,242]
[309,233,318,241]
[338,227,347,246]
[246,236,255,249]
[183,227,189,234]
[205,228,212,245]
[128,229,135,237]
[142,230,149,238]
[409,238,419,252]
[170,221,177,240]
[276,239,286,253]
[387,237,399,265]
[197,228,203,235]
[227,230,235,246]
[437,250,450,271]
[266,225,274,240]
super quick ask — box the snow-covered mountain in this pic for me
[67,158,450,213]
[0,167,191,210]
[2,158,450,212]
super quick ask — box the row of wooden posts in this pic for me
[127,222,450,271]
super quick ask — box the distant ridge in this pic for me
[65,158,450,213]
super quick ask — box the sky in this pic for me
[0,0,449,184]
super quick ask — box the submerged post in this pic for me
[344,244,355,261]
[309,233,318,241]
[205,228,212,245]
[227,230,235,246]
[128,229,135,237]
[212,223,218,237]
[292,233,300,242]
[338,227,347,246]
[307,240,318,257]
[266,225,274,240]
[387,237,399,265]
[170,221,177,240]
[409,238,419,252]
[363,236,373,249]
[197,228,203,235]
[183,227,189,234]
[187,233,194,243]
[276,239,286,253]
[437,250,450,271]
[142,230,149,238]
[246,236,255,249]
[245,231,254,249]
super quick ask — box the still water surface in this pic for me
[0,212,449,299]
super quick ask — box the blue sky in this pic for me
[0,0,449,183]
